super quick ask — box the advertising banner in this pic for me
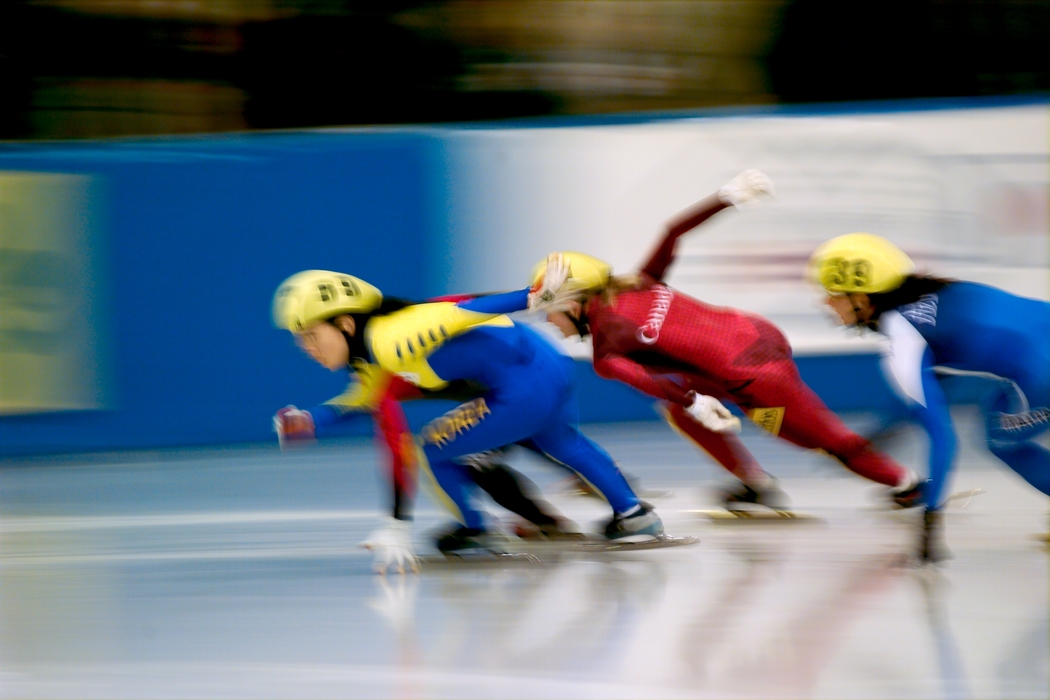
[0,173,110,414]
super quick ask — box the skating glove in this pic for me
[360,517,420,575]
[528,252,580,313]
[718,170,775,209]
[685,393,741,434]
[273,405,315,450]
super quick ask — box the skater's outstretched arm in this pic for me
[879,311,957,509]
[424,288,532,315]
[593,351,693,406]
[639,170,773,282]
[638,195,729,282]
[593,351,739,433]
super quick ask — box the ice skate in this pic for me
[695,478,820,522]
[599,507,698,550]
[427,524,542,565]
[721,477,800,516]
[434,525,500,555]
[888,475,926,509]
[603,505,665,543]
[722,479,790,511]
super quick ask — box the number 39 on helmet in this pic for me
[807,233,915,295]
[272,270,383,332]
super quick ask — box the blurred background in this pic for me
[1,6,1048,698]
[1,0,1048,140]
[0,1,1047,455]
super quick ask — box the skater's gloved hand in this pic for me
[528,252,580,313]
[360,517,419,575]
[718,170,775,209]
[685,393,741,433]
[273,405,315,450]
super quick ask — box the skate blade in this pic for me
[514,534,699,553]
[944,488,984,508]
[691,509,823,523]
[638,489,674,500]
[592,534,699,551]
[870,488,985,512]
[419,551,542,568]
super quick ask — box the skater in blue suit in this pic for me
[272,270,664,567]
[808,233,1050,561]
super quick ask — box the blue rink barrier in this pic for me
[0,132,439,455]
[2,97,1030,457]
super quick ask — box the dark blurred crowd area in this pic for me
[1,0,1048,140]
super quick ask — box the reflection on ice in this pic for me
[0,421,1047,699]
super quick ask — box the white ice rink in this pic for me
[1,410,1047,699]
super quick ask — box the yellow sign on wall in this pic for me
[0,172,110,414]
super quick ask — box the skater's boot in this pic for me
[722,476,790,512]
[603,504,665,542]
[889,472,926,509]
[920,508,952,563]
[434,524,498,555]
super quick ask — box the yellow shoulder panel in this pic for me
[366,302,513,390]
[323,361,394,414]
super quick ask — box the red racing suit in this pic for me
[587,196,908,487]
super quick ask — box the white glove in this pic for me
[359,517,419,575]
[685,394,741,433]
[528,252,581,313]
[718,170,775,209]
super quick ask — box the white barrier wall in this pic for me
[436,104,1048,355]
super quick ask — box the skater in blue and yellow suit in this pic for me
[272,270,664,568]
[809,233,1050,561]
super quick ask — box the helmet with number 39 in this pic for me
[807,233,915,295]
[273,270,383,332]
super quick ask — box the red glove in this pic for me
[273,405,316,450]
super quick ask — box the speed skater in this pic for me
[809,232,1050,561]
[527,171,922,514]
[272,271,665,571]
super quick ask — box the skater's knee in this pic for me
[825,434,871,466]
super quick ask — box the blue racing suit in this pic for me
[309,290,640,529]
[877,282,1050,508]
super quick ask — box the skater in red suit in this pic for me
[529,171,921,511]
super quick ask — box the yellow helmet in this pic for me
[272,270,383,331]
[807,233,915,294]
[531,251,612,297]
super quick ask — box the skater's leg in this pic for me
[372,392,419,520]
[531,422,640,515]
[985,386,1050,496]
[991,443,1050,495]
[464,453,562,526]
[661,401,766,483]
[422,457,487,530]
[748,360,914,489]
[418,389,552,532]
[662,400,790,509]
